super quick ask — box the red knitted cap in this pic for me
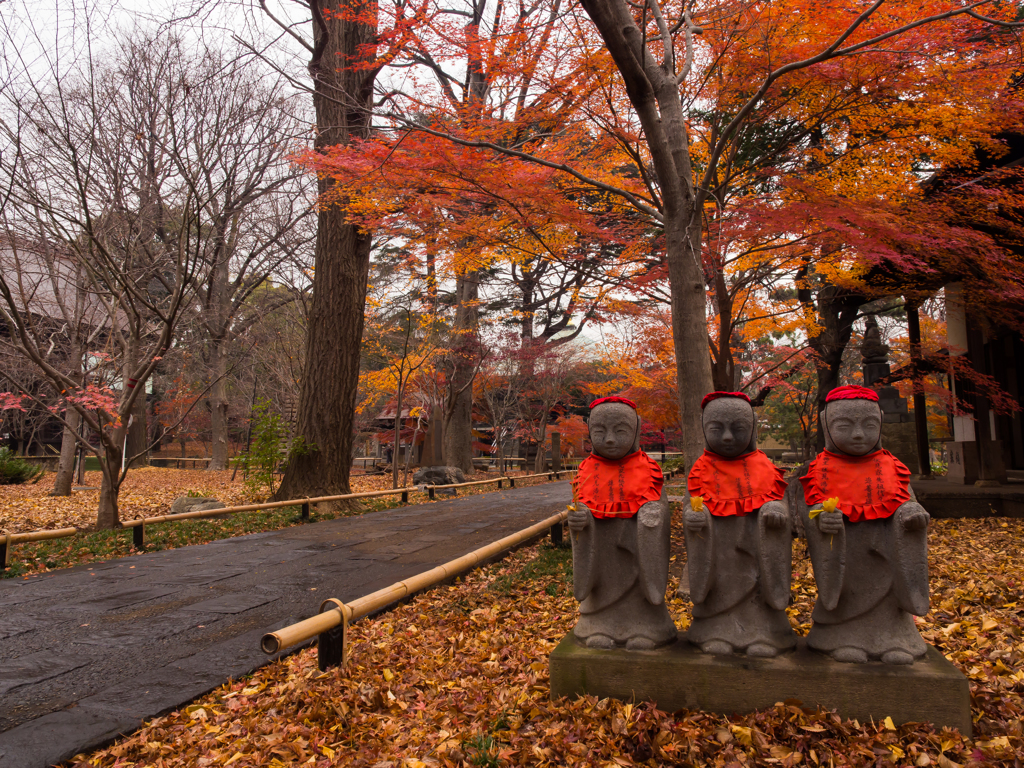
[590,395,637,410]
[825,385,879,403]
[700,391,751,409]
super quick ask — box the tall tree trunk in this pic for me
[533,414,549,472]
[579,0,713,470]
[444,269,479,474]
[392,381,404,490]
[51,407,82,497]
[274,0,377,505]
[664,212,714,468]
[209,342,230,470]
[95,431,123,530]
[52,345,84,496]
[125,387,148,467]
[96,463,121,530]
[801,285,862,451]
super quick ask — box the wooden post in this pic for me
[551,432,561,472]
[1,533,10,571]
[550,522,563,546]
[498,479,503,489]
[428,486,435,500]
[317,600,347,671]
[132,522,145,549]
[509,477,516,488]
[401,491,408,503]
[301,502,310,521]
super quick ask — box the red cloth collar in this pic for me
[801,449,910,522]
[688,449,787,517]
[573,450,663,518]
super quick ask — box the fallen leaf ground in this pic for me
[76,514,1023,768]
[0,469,565,578]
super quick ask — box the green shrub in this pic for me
[241,400,287,499]
[0,447,44,485]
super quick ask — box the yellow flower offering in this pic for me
[809,497,841,519]
[690,496,704,512]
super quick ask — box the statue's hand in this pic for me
[817,510,844,535]
[638,501,664,528]
[684,509,708,532]
[897,501,930,531]
[761,501,788,529]
[568,503,591,533]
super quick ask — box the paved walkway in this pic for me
[0,481,572,768]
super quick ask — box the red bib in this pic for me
[801,449,911,522]
[573,450,663,518]
[688,449,787,517]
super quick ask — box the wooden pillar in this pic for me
[551,432,561,472]
[907,305,932,477]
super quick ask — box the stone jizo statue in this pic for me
[683,391,796,657]
[798,385,930,665]
[567,396,676,650]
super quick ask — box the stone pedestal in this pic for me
[549,634,971,735]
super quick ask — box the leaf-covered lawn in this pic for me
[76,516,1023,768]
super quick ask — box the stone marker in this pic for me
[567,396,676,649]
[683,391,796,657]
[412,465,466,486]
[169,496,226,516]
[797,385,931,664]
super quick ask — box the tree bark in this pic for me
[51,406,81,497]
[444,269,480,474]
[579,0,713,469]
[273,0,376,504]
[96,456,121,531]
[800,284,862,450]
[209,342,230,470]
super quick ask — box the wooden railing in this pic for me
[0,469,577,571]
[260,508,570,669]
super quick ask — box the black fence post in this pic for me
[0,534,10,572]
[510,477,516,488]
[497,479,503,489]
[318,621,346,671]
[401,491,409,503]
[550,522,564,546]
[301,502,310,521]
[428,486,435,500]
[132,523,145,549]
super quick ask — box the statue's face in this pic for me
[826,400,882,456]
[589,403,639,460]
[702,398,754,458]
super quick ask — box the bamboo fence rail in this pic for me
[260,508,570,669]
[0,470,577,570]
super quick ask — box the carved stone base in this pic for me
[549,634,971,735]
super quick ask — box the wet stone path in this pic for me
[0,481,572,768]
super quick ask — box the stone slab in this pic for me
[0,613,51,641]
[180,593,276,615]
[76,586,178,612]
[153,568,247,586]
[0,651,89,696]
[549,634,972,735]
[0,705,136,768]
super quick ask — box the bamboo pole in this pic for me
[260,508,568,655]
[8,526,80,545]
